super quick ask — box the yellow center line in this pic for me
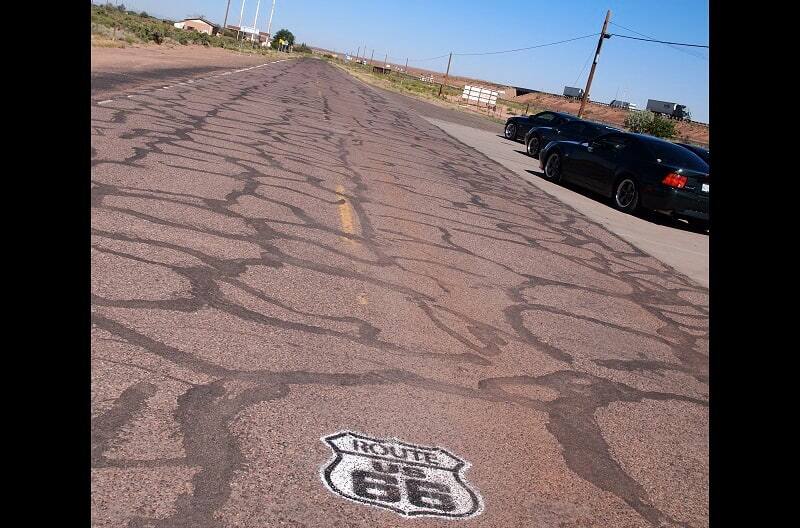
[335,185,367,306]
[335,184,359,246]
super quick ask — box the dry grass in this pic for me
[91,35,127,48]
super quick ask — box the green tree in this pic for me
[624,111,676,139]
[271,28,295,49]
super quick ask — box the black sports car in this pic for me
[503,111,576,142]
[523,120,619,159]
[677,143,710,164]
[539,131,710,230]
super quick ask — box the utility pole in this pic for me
[237,0,246,41]
[223,0,232,35]
[370,49,374,64]
[438,52,452,97]
[578,9,611,118]
[266,0,276,40]
[356,46,361,61]
[384,52,388,65]
[251,0,261,43]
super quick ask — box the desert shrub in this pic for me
[624,111,676,139]
[295,43,312,53]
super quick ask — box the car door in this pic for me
[563,133,626,192]
[581,134,631,193]
[552,115,572,127]
[523,112,555,137]
[555,122,586,143]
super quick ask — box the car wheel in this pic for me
[526,135,540,158]
[543,152,563,183]
[613,177,639,213]
[504,123,517,140]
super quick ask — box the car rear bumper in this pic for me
[641,185,709,220]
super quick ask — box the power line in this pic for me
[609,33,708,48]
[609,21,708,60]
[407,53,450,63]
[453,33,598,56]
[572,45,595,86]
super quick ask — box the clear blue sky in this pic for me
[99,0,709,123]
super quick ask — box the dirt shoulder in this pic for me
[91,44,287,98]
[329,57,708,147]
[329,61,504,134]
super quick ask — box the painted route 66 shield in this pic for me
[321,431,483,519]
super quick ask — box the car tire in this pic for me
[612,176,640,213]
[504,123,517,140]
[543,152,563,183]
[526,135,540,158]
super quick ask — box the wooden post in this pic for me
[578,9,611,118]
[438,52,453,97]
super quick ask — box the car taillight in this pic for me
[662,172,688,189]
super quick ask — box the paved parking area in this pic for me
[425,119,709,287]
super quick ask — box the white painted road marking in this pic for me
[107,58,293,102]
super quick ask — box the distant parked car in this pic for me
[538,131,710,230]
[503,111,576,142]
[676,143,709,164]
[523,119,620,159]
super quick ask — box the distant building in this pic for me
[173,18,220,36]
[224,24,270,43]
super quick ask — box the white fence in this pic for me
[461,85,499,108]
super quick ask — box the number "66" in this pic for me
[351,465,456,512]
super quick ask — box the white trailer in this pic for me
[646,99,689,120]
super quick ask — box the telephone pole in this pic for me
[222,0,232,35]
[236,0,246,41]
[578,9,611,118]
[438,52,453,97]
[370,49,374,64]
[251,0,262,43]
[266,0,276,39]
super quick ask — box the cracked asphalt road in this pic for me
[91,57,708,528]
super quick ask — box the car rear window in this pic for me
[640,137,708,170]
[685,146,710,163]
